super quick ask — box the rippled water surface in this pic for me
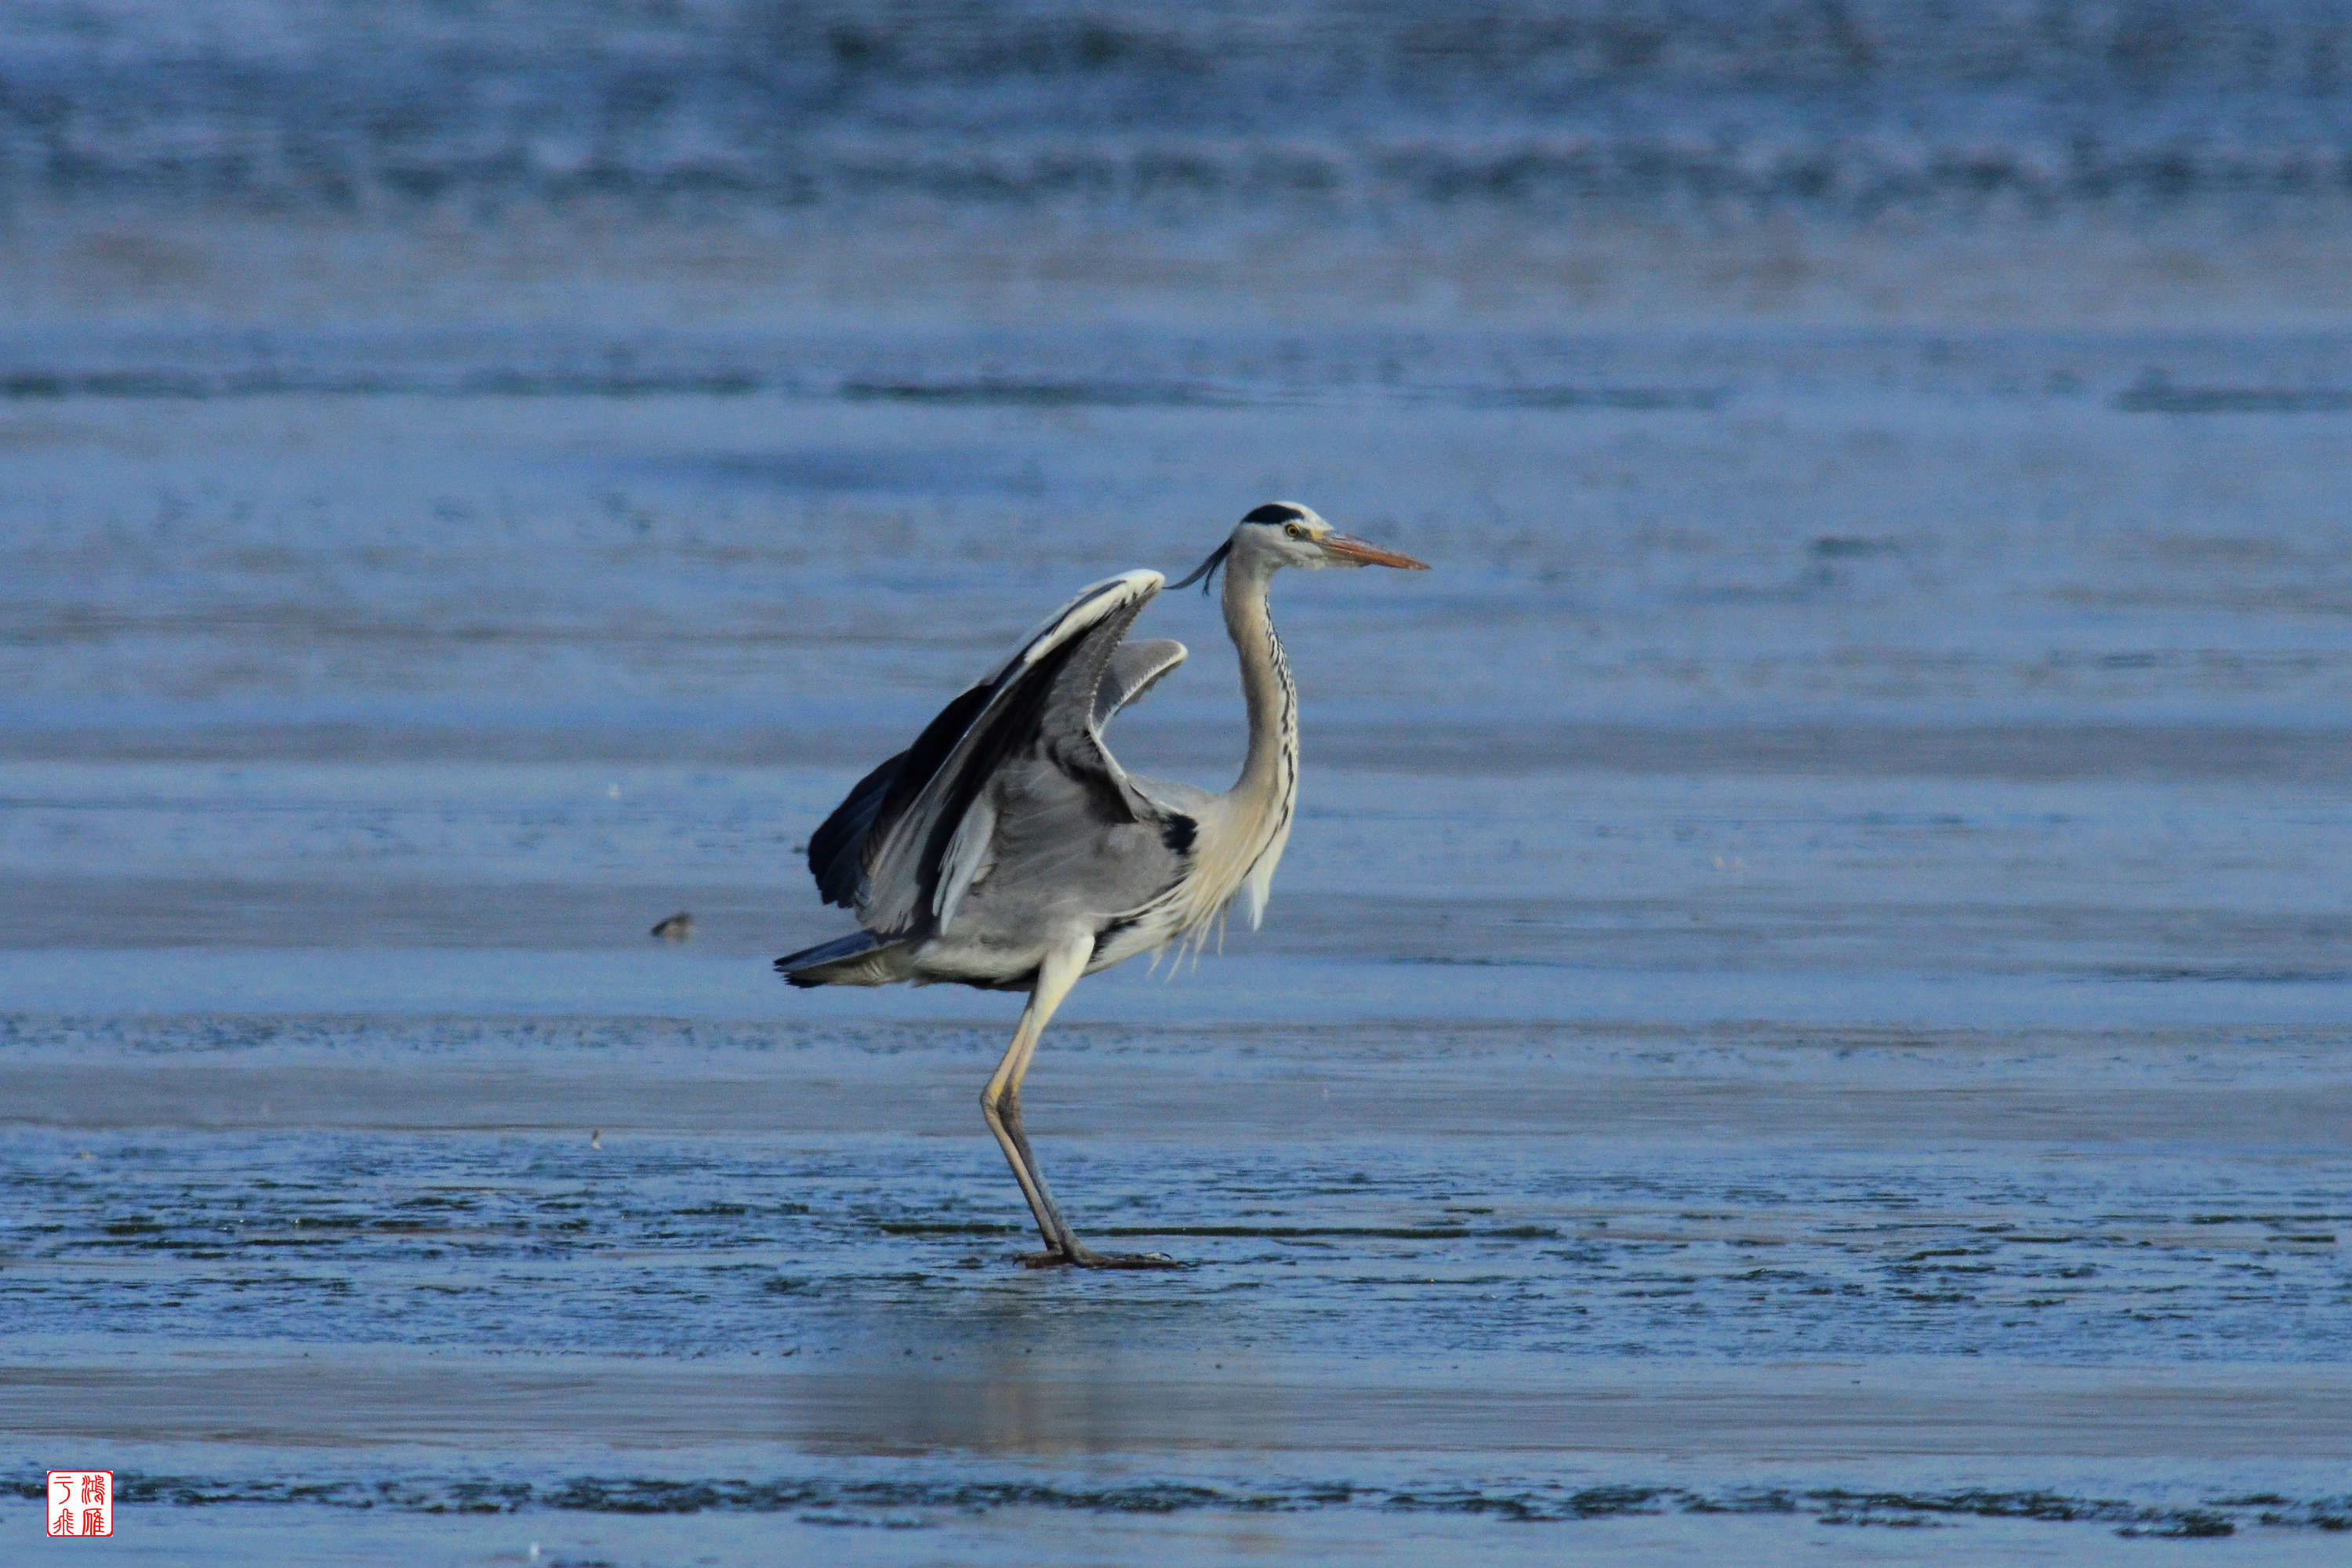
[5,3,2352,1563]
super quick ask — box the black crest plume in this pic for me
[1169,539,1232,594]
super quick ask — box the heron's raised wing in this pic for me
[1093,637,1186,728]
[807,570,1180,936]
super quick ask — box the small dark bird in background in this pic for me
[775,503,1426,1268]
[650,911,695,941]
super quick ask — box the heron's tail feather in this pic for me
[775,930,915,988]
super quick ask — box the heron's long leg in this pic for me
[996,1093,1081,1257]
[979,1003,1062,1248]
[980,934,1087,1255]
[978,934,1174,1269]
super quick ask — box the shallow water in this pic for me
[5,4,2352,1563]
[4,742,2347,1560]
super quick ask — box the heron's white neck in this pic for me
[1223,557,1298,796]
[1212,555,1298,927]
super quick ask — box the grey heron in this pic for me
[776,503,1428,1268]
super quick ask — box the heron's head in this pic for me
[1172,502,1428,592]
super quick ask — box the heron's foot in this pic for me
[1018,1242,1183,1270]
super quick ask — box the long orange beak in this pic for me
[1319,533,1430,570]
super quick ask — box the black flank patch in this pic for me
[1160,814,1198,854]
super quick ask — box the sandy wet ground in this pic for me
[5,434,2351,1559]
[3,746,2347,1559]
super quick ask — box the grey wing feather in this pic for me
[853,570,1175,937]
[1093,638,1187,728]
[930,790,997,928]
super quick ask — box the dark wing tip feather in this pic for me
[806,750,904,907]
[804,675,994,909]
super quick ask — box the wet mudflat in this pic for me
[6,1007,2351,1559]
[2,740,2347,1562]
[5,387,2351,1561]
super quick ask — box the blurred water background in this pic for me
[3,3,2350,1563]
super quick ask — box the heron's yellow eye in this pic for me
[1285,523,1305,539]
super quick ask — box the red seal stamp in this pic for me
[46,1472,113,1537]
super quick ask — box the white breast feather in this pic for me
[1238,815,1291,930]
